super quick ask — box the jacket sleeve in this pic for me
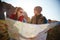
[30,17,33,23]
[43,17,47,24]
[30,16,34,23]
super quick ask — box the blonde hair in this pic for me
[13,7,23,20]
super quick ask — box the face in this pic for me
[17,9,24,17]
[34,9,41,15]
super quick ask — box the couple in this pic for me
[9,6,47,24]
[9,6,48,40]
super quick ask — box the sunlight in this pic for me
[2,0,60,21]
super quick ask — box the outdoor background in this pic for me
[1,0,60,21]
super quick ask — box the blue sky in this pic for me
[2,0,60,21]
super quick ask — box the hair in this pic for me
[15,7,23,12]
[34,6,42,12]
[14,7,23,14]
[14,7,23,20]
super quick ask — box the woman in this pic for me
[9,7,28,22]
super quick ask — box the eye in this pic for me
[20,11,23,13]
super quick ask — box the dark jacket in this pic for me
[31,14,47,24]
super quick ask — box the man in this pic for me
[31,6,47,24]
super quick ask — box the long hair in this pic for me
[14,7,23,20]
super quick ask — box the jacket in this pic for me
[31,14,47,24]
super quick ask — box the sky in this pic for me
[1,0,60,21]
